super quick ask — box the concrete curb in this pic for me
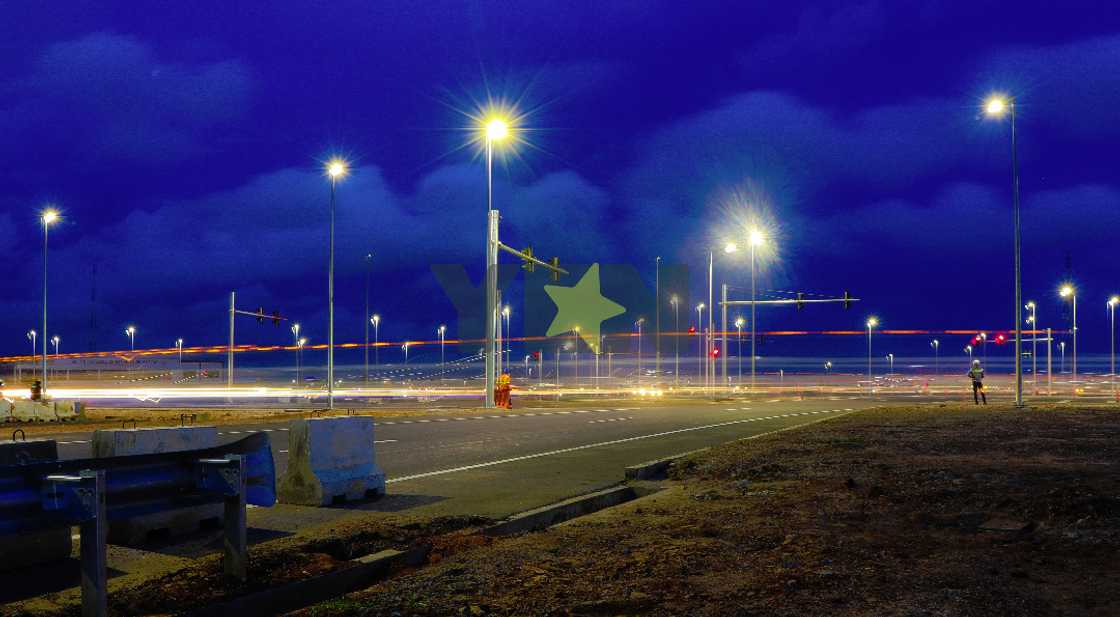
[483,485,647,536]
[187,546,426,617]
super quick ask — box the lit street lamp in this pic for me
[483,114,512,408]
[290,323,301,384]
[1059,341,1066,374]
[735,317,745,384]
[695,304,705,384]
[866,317,878,383]
[176,338,184,366]
[325,157,348,410]
[40,208,59,397]
[930,339,939,376]
[1025,301,1038,386]
[402,342,409,366]
[125,326,136,351]
[364,253,373,384]
[824,360,832,376]
[670,295,680,385]
[983,94,1024,406]
[1107,296,1118,386]
[635,318,644,384]
[886,353,894,376]
[502,305,511,375]
[1060,284,1077,380]
[965,345,973,364]
[27,330,37,379]
[296,337,307,387]
[51,335,60,380]
[438,324,447,369]
[371,314,381,369]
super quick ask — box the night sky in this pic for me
[3,1,1119,360]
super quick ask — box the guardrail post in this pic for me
[198,454,247,581]
[224,455,247,581]
[80,470,108,617]
[44,470,106,617]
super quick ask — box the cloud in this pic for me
[0,32,253,168]
[980,34,1120,139]
[22,160,615,345]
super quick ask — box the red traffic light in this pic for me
[995,333,1007,345]
[710,347,720,357]
[688,326,696,334]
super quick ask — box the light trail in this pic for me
[0,329,1065,364]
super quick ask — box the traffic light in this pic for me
[272,310,282,326]
[688,326,696,334]
[531,350,541,360]
[842,291,852,310]
[521,246,535,273]
[995,333,1007,345]
[796,292,805,310]
[551,257,561,281]
[711,347,720,357]
[256,307,265,324]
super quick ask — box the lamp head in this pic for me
[41,208,60,226]
[723,242,738,254]
[326,158,349,180]
[1110,296,1120,307]
[1059,284,1075,298]
[984,96,1009,117]
[749,228,765,247]
[866,317,878,328]
[371,314,380,325]
[485,118,509,142]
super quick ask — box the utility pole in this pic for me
[655,256,660,378]
[720,283,728,387]
[228,291,235,389]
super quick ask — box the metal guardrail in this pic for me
[0,432,276,617]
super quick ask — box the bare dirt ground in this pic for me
[300,403,1120,616]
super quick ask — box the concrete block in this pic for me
[92,426,222,545]
[0,399,12,422]
[10,399,57,422]
[0,439,72,570]
[279,416,385,506]
[52,400,84,421]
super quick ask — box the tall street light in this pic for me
[866,317,878,384]
[1108,295,1119,385]
[669,295,680,385]
[176,338,184,367]
[296,337,307,387]
[290,323,301,384]
[930,339,939,376]
[748,229,765,391]
[51,336,60,381]
[695,303,705,385]
[735,317,745,385]
[502,305,512,375]
[483,115,511,408]
[438,324,447,370]
[965,344,973,364]
[1026,301,1038,387]
[371,314,381,369]
[1060,284,1077,380]
[1059,341,1066,374]
[40,208,59,397]
[27,330,37,379]
[125,326,136,375]
[984,94,1024,406]
[886,353,894,375]
[635,318,644,385]
[364,252,373,384]
[325,158,349,410]
[655,256,661,378]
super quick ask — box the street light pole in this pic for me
[695,304,705,385]
[931,339,939,376]
[290,323,300,386]
[371,315,380,370]
[1108,296,1118,391]
[325,159,348,410]
[40,209,58,398]
[635,319,644,385]
[176,338,184,367]
[364,253,372,384]
[735,317,744,385]
[438,324,447,370]
[483,117,509,408]
[1026,301,1037,389]
[886,353,894,375]
[502,305,511,376]
[1060,285,1077,381]
[984,95,1023,406]
[670,295,680,385]
[655,256,660,378]
[866,317,878,384]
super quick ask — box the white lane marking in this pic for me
[471,416,485,420]
[374,439,398,444]
[279,428,289,431]
[540,412,553,416]
[401,421,414,424]
[454,417,467,421]
[58,440,90,445]
[418,420,431,423]
[261,429,274,432]
[389,410,849,484]
[382,422,396,425]
[523,413,536,417]
[436,418,449,422]
[766,399,781,403]
[226,431,242,435]
[279,449,289,454]
[557,411,572,415]
[487,415,503,419]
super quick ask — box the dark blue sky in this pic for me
[3,0,1119,358]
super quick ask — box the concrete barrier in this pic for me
[52,400,84,421]
[0,399,12,422]
[279,416,386,506]
[92,426,222,544]
[0,439,73,570]
[10,400,58,422]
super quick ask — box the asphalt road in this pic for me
[41,396,880,482]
